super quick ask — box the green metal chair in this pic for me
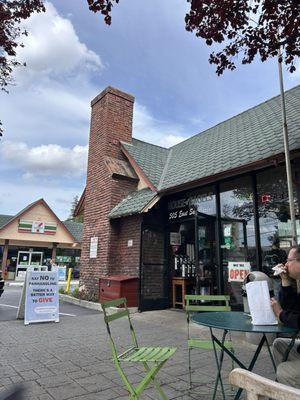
[102,297,177,400]
[185,294,234,391]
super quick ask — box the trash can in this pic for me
[99,275,139,307]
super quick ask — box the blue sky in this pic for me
[0,0,299,219]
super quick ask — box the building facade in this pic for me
[77,86,300,310]
[0,199,82,280]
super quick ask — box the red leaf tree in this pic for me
[185,0,300,75]
[1,0,299,136]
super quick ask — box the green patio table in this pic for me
[192,311,299,400]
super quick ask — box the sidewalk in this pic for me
[0,308,276,399]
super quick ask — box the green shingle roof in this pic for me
[122,85,300,192]
[121,139,169,186]
[0,213,83,243]
[160,86,300,189]
[108,188,157,219]
[0,215,14,229]
[63,220,83,242]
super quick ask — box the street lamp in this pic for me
[277,49,298,246]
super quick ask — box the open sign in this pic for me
[228,262,251,282]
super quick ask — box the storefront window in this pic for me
[167,187,217,302]
[220,176,256,307]
[257,166,299,290]
[167,187,216,218]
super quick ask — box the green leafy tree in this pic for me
[0,0,45,136]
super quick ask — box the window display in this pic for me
[220,176,256,307]
[171,221,196,279]
[257,166,299,252]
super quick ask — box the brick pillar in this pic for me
[80,87,136,293]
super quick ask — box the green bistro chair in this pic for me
[185,294,234,393]
[102,297,177,400]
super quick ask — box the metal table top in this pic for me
[192,311,298,334]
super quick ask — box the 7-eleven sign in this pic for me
[32,221,45,233]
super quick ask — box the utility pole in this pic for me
[278,49,298,245]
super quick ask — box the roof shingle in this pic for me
[0,215,14,229]
[108,188,157,219]
[63,220,83,242]
[121,139,169,187]
[121,85,300,192]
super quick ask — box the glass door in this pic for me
[221,218,248,308]
[30,252,43,266]
[16,251,30,280]
[197,213,218,295]
[16,251,44,280]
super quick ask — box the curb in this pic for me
[59,294,139,314]
[59,294,102,311]
[4,282,24,287]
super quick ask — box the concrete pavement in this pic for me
[0,290,277,399]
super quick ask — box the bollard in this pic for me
[65,268,73,294]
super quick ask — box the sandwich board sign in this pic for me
[17,267,59,325]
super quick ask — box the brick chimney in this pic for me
[80,86,136,293]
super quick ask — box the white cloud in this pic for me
[159,134,186,148]
[133,103,187,148]
[0,1,191,218]
[16,2,103,78]
[1,141,88,178]
[0,181,80,220]
[0,2,101,146]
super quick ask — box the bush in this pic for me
[59,287,66,294]
[72,287,79,298]
[71,286,99,302]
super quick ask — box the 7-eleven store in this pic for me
[0,199,82,280]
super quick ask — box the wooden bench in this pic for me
[229,368,300,400]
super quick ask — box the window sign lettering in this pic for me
[228,262,251,282]
[168,192,214,211]
[168,207,196,221]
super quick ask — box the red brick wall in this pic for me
[110,215,142,276]
[80,87,139,293]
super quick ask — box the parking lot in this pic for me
[0,286,98,322]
